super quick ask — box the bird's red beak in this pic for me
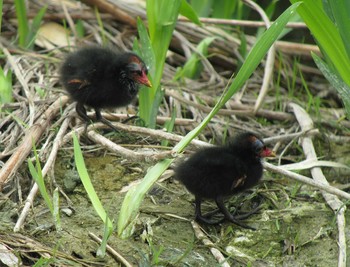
[261,148,276,157]
[138,73,152,88]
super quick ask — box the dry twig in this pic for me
[191,221,230,267]
[288,102,346,267]
[0,96,69,191]
[88,232,133,267]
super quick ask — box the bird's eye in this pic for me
[253,139,264,154]
[134,70,142,76]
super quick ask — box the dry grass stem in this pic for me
[88,232,133,267]
[0,96,69,191]
[191,221,231,267]
[288,102,347,267]
[14,113,72,232]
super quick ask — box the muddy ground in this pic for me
[2,137,349,266]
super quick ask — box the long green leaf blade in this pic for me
[312,52,350,118]
[117,3,301,238]
[73,133,113,230]
[290,0,350,87]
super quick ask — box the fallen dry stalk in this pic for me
[263,162,350,200]
[289,102,346,267]
[88,232,133,267]
[86,130,174,162]
[14,113,72,232]
[0,96,69,191]
[191,221,231,267]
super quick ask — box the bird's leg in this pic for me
[215,196,256,230]
[233,205,262,220]
[232,196,262,220]
[122,115,146,127]
[76,103,92,132]
[122,115,138,124]
[194,196,225,225]
[94,108,119,132]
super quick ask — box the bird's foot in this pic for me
[226,215,256,230]
[195,214,225,225]
[231,204,262,220]
[99,117,120,132]
[94,109,120,132]
[122,115,138,124]
[122,115,146,127]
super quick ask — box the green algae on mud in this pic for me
[0,152,345,266]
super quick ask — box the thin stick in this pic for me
[94,112,196,126]
[0,96,69,191]
[80,0,137,27]
[88,232,133,267]
[191,221,231,267]
[242,0,275,113]
[14,114,71,232]
[263,162,350,200]
[62,122,211,149]
[86,130,174,162]
[288,102,346,267]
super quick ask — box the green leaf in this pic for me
[161,107,177,147]
[290,0,350,87]
[312,52,350,118]
[175,37,217,80]
[135,18,156,127]
[73,133,113,231]
[212,0,238,19]
[138,0,181,127]
[180,0,201,26]
[26,5,47,49]
[0,68,13,105]
[117,3,301,238]
[14,0,29,48]
[0,0,3,32]
[189,0,213,17]
[326,0,350,59]
[28,160,54,214]
[118,159,173,237]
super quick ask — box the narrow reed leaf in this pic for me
[136,18,156,125]
[161,107,177,147]
[94,6,107,46]
[73,133,113,231]
[290,0,350,87]
[0,68,13,105]
[14,0,29,47]
[175,37,216,80]
[118,3,301,238]
[118,159,173,237]
[190,0,214,17]
[312,52,350,119]
[0,0,3,31]
[138,0,181,127]
[180,0,201,25]
[26,5,47,49]
[28,158,54,215]
[326,0,350,59]
[96,215,113,257]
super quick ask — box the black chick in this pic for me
[60,46,152,131]
[175,132,275,228]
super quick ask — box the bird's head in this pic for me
[249,135,275,158]
[231,132,275,159]
[125,54,152,88]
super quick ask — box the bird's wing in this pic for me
[68,79,91,90]
[230,174,247,190]
[206,154,248,190]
